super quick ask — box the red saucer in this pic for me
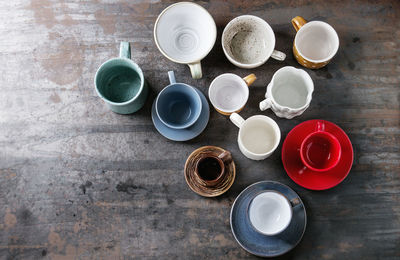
[282,120,354,190]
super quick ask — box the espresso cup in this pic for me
[222,15,286,69]
[209,73,257,115]
[154,2,217,79]
[94,42,148,114]
[230,113,280,160]
[292,16,339,69]
[156,71,202,129]
[259,66,314,119]
[248,191,300,236]
[300,121,342,172]
[195,151,232,186]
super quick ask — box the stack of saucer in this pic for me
[151,71,210,141]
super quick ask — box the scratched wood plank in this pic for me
[0,0,399,259]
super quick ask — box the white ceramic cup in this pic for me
[248,191,300,236]
[209,73,257,115]
[154,2,217,79]
[222,15,286,69]
[259,66,314,119]
[229,113,280,160]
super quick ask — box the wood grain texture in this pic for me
[0,0,399,259]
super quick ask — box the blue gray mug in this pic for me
[94,42,148,114]
[155,71,202,129]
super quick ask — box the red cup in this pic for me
[300,121,341,172]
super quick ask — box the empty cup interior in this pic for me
[96,60,142,103]
[249,191,292,235]
[271,69,312,109]
[209,74,248,112]
[223,16,275,65]
[156,84,201,129]
[295,21,339,61]
[155,2,216,63]
[240,117,279,155]
[301,132,341,170]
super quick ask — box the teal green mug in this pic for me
[94,42,148,114]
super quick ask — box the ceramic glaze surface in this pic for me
[151,87,209,141]
[282,120,353,190]
[260,66,313,119]
[156,83,201,129]
[272,74,309,109]
[230,181,306,257]
[96,64,141,103]
[249,191,292,235]
[222,15,285,68]
[209,74,248,112]
[240,119,278,154]
[94,42,148,114]
[154,2,216,63]
[296,21,339,61]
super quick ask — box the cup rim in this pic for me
[153,1,217,64]
[222,15,276,68]
[294,20,339,63]
[238,115,281,157]
[155,82,202,129]
[94,57,144,106]
[247,190,293,236]
[267,66,314,111]
[209,73,249,113]
[299,130,342,172]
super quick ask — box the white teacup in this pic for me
[230,113,280,160]
[209,73,257,115]
[259,66,313,119]
[248,191,300,236]
[154,2,217,79]
[222,15,286,69]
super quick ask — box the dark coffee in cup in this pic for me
[195,151,232,186]
[197,156,223,181]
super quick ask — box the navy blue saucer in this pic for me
[230,181,307,257]
[151,87,209,141]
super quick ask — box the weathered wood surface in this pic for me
[0,0,399,259]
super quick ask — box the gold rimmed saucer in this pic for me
[184,146,236,197]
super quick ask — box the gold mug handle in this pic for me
[291,16,307,31]
[243,74,257,86]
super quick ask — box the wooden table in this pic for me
[0,0,399,259]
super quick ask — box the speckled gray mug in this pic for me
[222,15,286,69]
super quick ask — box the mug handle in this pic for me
[243,74,257,86]
[290,197,301,208]
[168,71,176,84]
[292,16,307,32]
[188,61,202,79]
[230,113,245,128]
[316,121,325,132]
[218,151,232,164]
[271,50,286,61]
[259,97,272,111]
[119,42,131,59]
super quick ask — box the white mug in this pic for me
[222,15,286,69]
[259,66,314,119]
[248,191,300,236]
[209,73,257,115]
[154,2,216,79]
[230,113,280,160]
